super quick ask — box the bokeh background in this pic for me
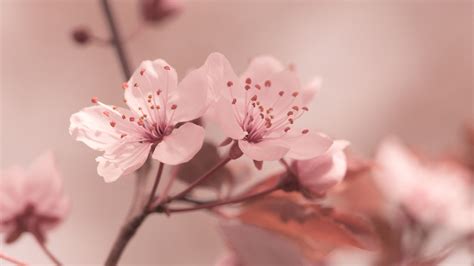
[1,0,472,264]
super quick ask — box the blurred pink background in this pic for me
[1,0,472,264]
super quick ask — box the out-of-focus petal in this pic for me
[238,139,289,161]
[283,132,333,160]
[97,141,152,183]
[152,122,205,165]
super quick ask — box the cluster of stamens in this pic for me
[227,77,309,143]
[90,65,179,144]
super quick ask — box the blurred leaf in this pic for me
[175,141,234,192]
[236,192,380,262]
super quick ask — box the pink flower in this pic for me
[205,53,332,161]
[375,137,474,232]
[292,140,350,197]
[70,59,210,182]
[0,152,69,244]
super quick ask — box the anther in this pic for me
[278,91,284,96]
[292,106,299,111]
[164,66,171,70]
[292,92,299,97]
[288,118,294,124]
[156,89,162,95]
[91,96,98,104]
[245,78,252,84]
[255,84,261,90]
[122,115,126,119]
[110,121,116,127]
[232,98,237,104]
[171,104,178,110]
[302,129,309,134]
[120,134,127,138]
[227,81,233,87]
[140,69,146,75]
[134,83,138,87]
[103,111,110,117]
[284,127,291,132]
[287,111,294,116]
[245,85,251,90]
[251,95,258,101]
[264,80,271,87]
[129,117,135,122]
[302,107,309,111]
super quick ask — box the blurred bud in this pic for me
[72,27,91,45]
[140,0,182,24]
[292,140,350,197]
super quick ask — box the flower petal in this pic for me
[204,52,243,101]
[152,122,205,165]
[240,55,285,84]
[238,139,289,161]
[124,59,178,123]
[302,77,322,106]
[168,63,211,123]
[69,105,142,151]
[283,132,333,160]
[215,97,246,140]
[97,141,152,182]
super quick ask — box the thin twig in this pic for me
[160,182,282,214]
[167,156,232,201]
[34,236,62,266]
[145,162,164,210]
[0,251,27,265]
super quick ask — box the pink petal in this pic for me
[69,105,139,151]
[302,77,322,106]
[255,70,302,110]
[97,140,153,182]
[215,97,246,140]
[238,139,289,161]
[124,59,178,123]
[152,122,205,165]
[240,55,285,84]
[168,62,211,123]
[295,140,350,194]
[204,52,243,101]
[283,132,333,160]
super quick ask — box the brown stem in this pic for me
[160,182,282,214]
[105,213,147,266]
[34,236,62,266]
[167,156,232,201]
[145,162,164,210]
[0,251,27,265]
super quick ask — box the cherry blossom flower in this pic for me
[374,137,474,232]
[0,152,69,244]
[70,59,210,182]
[205,53,332,161]
[292,140,350,197]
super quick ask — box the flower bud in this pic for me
[140,0,182,24]
[292,140,350,197]
[72,27,91,45]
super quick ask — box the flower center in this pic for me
[227,77,310,143]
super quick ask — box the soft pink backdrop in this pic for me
[1,0,472,265]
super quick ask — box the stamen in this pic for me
[302,107,309,111]
[284,127,291,132]
[110,121,116,127]
[292,92,299,97]
[140,69,146,75]
[255,84,261,90]
[245,85,251,90]
[171,104,178,110]
[278,91,284,96]
[156,89,162,96]
[129,117,135,122]
[164,66,171,70]
[264,80,271,87]
[287,111,294,116]
[122,115,126,119]
[120,134,127,138]
[232,98,237,104]
[227,81,233,87]
[245,78,252,84]
[91,96,98,104]
[251,95,258,101]
[292,106,299,111]
[302,129,309,134]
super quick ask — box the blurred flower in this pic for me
[205,53,332,161]
[216,222,314,266]
[140,0,182,23]
[71,26,91,45]
[0,152,69,244]
[70,58,212,182]
[292,140,350,197]
[374,137,474,232]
